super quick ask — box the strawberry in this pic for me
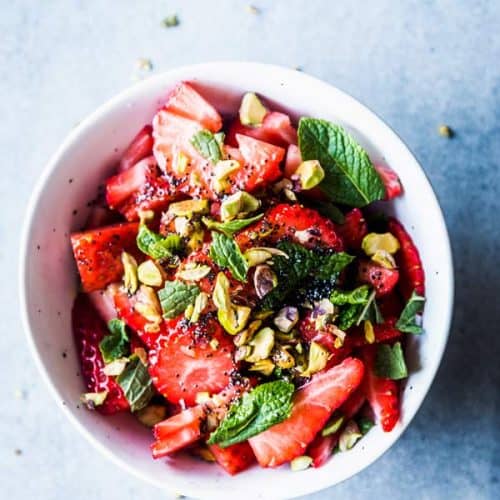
[375,164,403,200]
[358,260,399,297]
[72,294,129,415]
[148,316,237,406]
[388,218,425,299]
[337,208,368,250]
[119,125,154,172]
[248,357,364,467]
[284,144,302,178]
[236,203,344,251]
[208,442,256,475]
[71,222,139,292]
[164,82,222,132]
[361,346,400,432]
[377,293,404,318]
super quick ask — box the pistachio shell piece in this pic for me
[290,455,313,471]
[361,232,400,256]
[253,264,278,299]
[121,251,138,294]
[178,264,211,281]
[294,160,325,190]
[220,191,260,221]
[246,327,275,362]
[338,420,363,452]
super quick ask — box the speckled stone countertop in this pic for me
[1,1,499,498]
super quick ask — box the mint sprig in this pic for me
[117,354,155,412]
[209,231,248,282]
[191,130,223,163]
[396,291,425,334]
[158,280,200,319]
[137,224,182,260]
[202,214,263,237]
[99,319,130,363]
[375,342,408,380]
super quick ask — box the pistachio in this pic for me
[234,320,262,346]
[220,191,260,221]
[321,411,345,436]
[121,251,138,294]
[294,160,325,190]
[167,199,209,217]
[361,232,400,256]
[246,327,275,362]
[174,216,194,237]
[253,264,278,298]
[244,248,273,267]
[135,404,168,427]
[218,305,251,335]
[295,342,304,355]
[80,391,108,409]
[272,178,293,194]
[173,151,189,174]
[239,92,267,126]
[195,391,211,404]
[273,306,299,333]
[190,292,209,323]
[364,319,375,344]
[137,260,164,287]
[252,310,274,320]
[301,341,329,377]
[184,303,194,320]
[284,188,298,201]
[290,455,313,471]
[235,345,252,362]
[177,264,211,281]
[214,159,241,193]
[313,298,335,329]
[134,285,162,325]
[338,420,362,452]
[213,272,232,311]
[187,228,205,252]
[249,359,275,376]
[371,249,397,269]
[102,358,128,376]
[272,345,296,369]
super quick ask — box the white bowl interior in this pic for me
[20,62,453,500]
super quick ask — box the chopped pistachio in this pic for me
[121,252,138,294]
[295,342,304,355]
[272,345,296,369]
[234,320,262,346]
[214,160,241,193]
[249,359,275,376]
[438,124,454,138]
[184,303,194,320]
[364,319,375,344]
[371,249,397,269]
[167,199,209,217]
[272,178,293,194]
[195,392,211,404]
[174,216,193,237]
[134,285,162,325]
[321,412,345,436]
[213,272,232,311]
[178,264,211,281]
[136,58,153,71]
[162,14,179,28]
[290,455,313,471]
[361,232,400,256]
[284,188,298,201]
[338,420,363,452]
[190,292,209,323]
[137,260,164,287]
[136,404,167,427]
[220,191,260,221]
[235,345,252,362]
[294,160,325,190]
[244,248,273,267]
[301,341,329,377]
[253,310,274,320]
[173,151,188,174]
[80,391,108,409]
[246,327,275,362]
[186,228,204,253]
[102,358,128,376]
[273,306,299,333]
[218,305,251,335]
[239,92,267,126]
[253,264,278,298]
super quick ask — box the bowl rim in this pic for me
[19,61,454,499]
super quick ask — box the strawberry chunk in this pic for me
[209,442,256,475]
[164,82,222,132]
[358,260,399,297]
[388,218,425,299]
[72,294,129,415]
[236,203,344,251]
[284,144,302,178]
[148,316,236,406]
[248,357,364,467]
[337,208,368,250]
[375,164,403,200]
[71,222,139,292]
[119,125,154,172]
[361,346,400,432]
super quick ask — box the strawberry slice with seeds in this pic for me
[248,357,364,467]
[375,164,403,200]
[72,294,129,415]
[148,316,236,406]
[358,260,399,297]
[208,442,256,475]
[119,125,154,172]
[337,208,368,250]
[388,218,425,299]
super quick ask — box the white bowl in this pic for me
[19,62,453,499]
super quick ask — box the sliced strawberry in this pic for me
[72,293,129,415]
[358,260,399,297]
[361,346,400,432]
[148,316,236,406]
[375,165,403,200]
[119,125,154,172]
[248,357,364,467]
[227,111,297,148]
[284,144,302,178]
[236,203,344,251]
[208,442,256,475]
[71,222,139,292]
[164,82,222,132]
[388,218,425,299]
[377,293,404,318]
[337,208,368,250]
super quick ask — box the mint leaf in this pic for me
[375,342,408,380]
[209,231,248,282]
[137,224,182,260]
[202,214,263,237]
[331,285,371,330]
[316,252,355,280]
[99,319,130,363]
[207,380,294,447]
[298,118,385,207]
[191,129,223,163]
[396,291,426,334]
[117,355,155,411]
[158,280,200,319]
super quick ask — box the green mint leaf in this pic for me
[202,214,263,237]
[357,416,375,435]
[396,291,426,334]
[355,290,384,326]
[209,231,248,282]
[158,280,200,319]
[298,118,385,207]
[330,285,371,305]
[137,224,182,260]
[315,252,355,280]
[375,342,408,380]
[207,380,294,447]
[99,319,130,363]
[117,355,155,411]
[191,129,223,163]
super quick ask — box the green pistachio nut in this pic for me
[239,92,267,127]
[301,341,329,377]
[214,159,241,193]
[246,327,275,362]
[220,191,261,221]
[178,264,211,281]
[137,260,164,287]
[295,160,325,190]
[361,232,400,256]
[121,251,139,293]
[273,306,299,333]
[167,199,209,217]
[253,264,278,299]
[135,404,168,427]
[338,420,363,452]
[249,359,275,376]
[290,455,313,471]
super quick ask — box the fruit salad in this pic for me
[71,82,426,474]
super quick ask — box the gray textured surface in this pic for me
[1,0,499,498]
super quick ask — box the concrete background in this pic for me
[1,0,499,498]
